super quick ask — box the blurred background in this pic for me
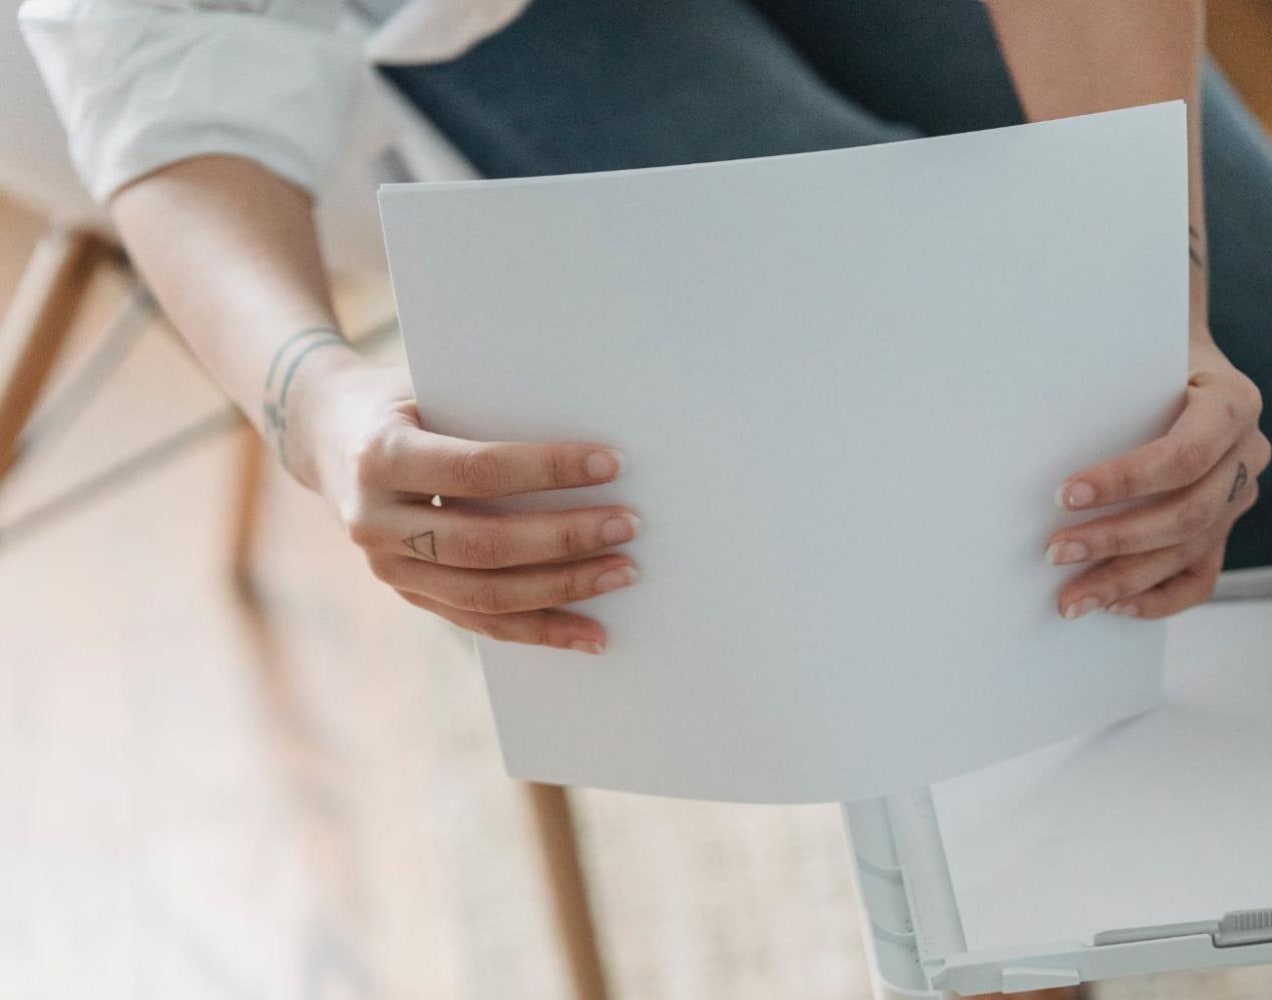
[1,4,1270,999]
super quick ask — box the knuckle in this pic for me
[1099,571,1135,603]
[456,446,507,496]
[1169,439,1209,482]
[457,528,506,568]
[1107,462,1138,500]
[365,552,396,584]
[1235,373,1264,422]
[344,507,379,548]
[556,520,589,559]
[523,616,554,647]
[464,578,509,615]
[546,447,567,486]
[351,444,379,493]
[548,447,572,488]
[350,425,394,491]
[1173,498,1212,537]
[1098,530,1127,559]
[1255,433,1272,472]
[553,571,588,607]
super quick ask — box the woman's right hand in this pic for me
[104,156,638,649]
[293,357,639,654]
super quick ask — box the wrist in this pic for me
[1189,311,1217,350]
[268,338,363,492]
[285,354,418,512]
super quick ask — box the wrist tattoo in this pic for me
[262,326,346,469]
[1228,462,1249,503]
[1189,224,1207,274]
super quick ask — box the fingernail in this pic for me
[1046,540,1092,566]
[595,565,638,593]
[1063,595,1102,620]
[600,513,641,545]
[586,449,624,481]
[1107,602,1140,618]
[1057,481,1096,509]
[569,639,604,654]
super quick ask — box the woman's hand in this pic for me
[295,359,639,653]
[1047,337,1269,620]
[105,156,636,652]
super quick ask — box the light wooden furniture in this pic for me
[0,220,611,1000]
[0,24,609,1000]
[229,424,270,586]
[1208,0,1272,135]
[13,11,1268,999]
[0,227,112,483]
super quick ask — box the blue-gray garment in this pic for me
[381,0,1272,569]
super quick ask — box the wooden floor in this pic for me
[2,195,1271,1000]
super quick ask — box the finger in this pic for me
[354,502,640,569]
[371,426,624,498]
[396,590,608,653]
[1046,446,1260,565]
[1055,533,1215,620]
[372,551,637,615]
[1056,388,1249,511]
[1104,548,1225,620]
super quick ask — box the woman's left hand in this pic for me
[1047,336,1270,620]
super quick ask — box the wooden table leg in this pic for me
[229,424,267,590]
[0,227,107,484]
[525,782,609,1000]
[1207,1,1272,135]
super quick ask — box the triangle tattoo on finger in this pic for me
[404,530,437,561]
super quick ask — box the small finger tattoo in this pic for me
[1228,462,1249,503]
[404,530,437,560]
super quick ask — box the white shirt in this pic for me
[18,0,530,203]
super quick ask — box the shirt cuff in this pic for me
[20,2,364,202]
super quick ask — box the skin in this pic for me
[112,156,637,654]
[109,1,1268,655]
[988,0,1270,621]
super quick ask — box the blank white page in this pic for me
[934,599,1272,952]
[379,103,1186,804]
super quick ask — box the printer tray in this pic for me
[843,600,1272,998]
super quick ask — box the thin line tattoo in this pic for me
[1188,224,1207,273]
[404,530,437,560]
[1228,462,1249,503]
[262,326,346,468]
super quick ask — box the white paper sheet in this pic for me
[379,102,1187,804]
[933,599,1272,952]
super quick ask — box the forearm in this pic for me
[109,154,361,487]
[109,153,634,650]
[986,0,1210,342]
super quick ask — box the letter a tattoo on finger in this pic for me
[1228,462,1249,503]
[404,531,437,560]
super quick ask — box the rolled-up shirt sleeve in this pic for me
[18,0,364,203]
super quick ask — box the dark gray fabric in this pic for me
[1201,68,1272,569]
[383,0,922,176]
[348,0,410,23]
[381,0,1272,568]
